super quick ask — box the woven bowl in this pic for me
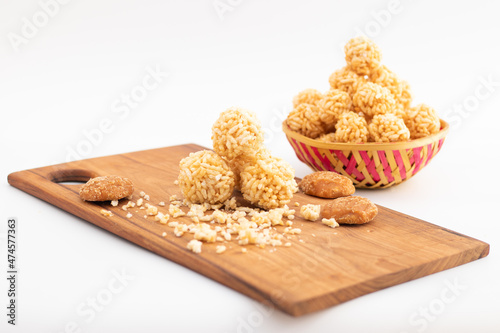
[282,119,449,189]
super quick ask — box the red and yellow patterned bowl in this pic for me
[282,119,449,189]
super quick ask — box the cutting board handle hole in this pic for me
[49,169,98,185]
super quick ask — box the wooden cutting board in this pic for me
[8,144,489,316]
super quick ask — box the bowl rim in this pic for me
[282,118,449,150]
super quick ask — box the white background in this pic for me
[1,0,500,332]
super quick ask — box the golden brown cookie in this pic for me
[79,175,134,201]
[321,196,378,224]
[299,171,355,199]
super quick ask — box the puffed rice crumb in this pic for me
[154,212,169,224]
[100,209,113,217]
[169,204,186,217]
[174,224,188,237]
[300,204,321,221]
[146,204,158,216]
[193,223,217,243]
[187,240,202,254]
[216,245,227,254]
[322,218,340,228]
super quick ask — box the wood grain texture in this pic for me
[8,144,489,316]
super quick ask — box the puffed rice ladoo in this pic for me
[240,155,298,210]
[352,82,397,118]
[344,36,383,76]
[293,88,323,107]
[285,103,325,139]
[334,111,369,143]
[368,114,410,143]
[317,89,352,130]
[178,150,236,205]
[328,66,366,96]
[287,37,441,144]
[405,104,440,139]
[212,107,264,161]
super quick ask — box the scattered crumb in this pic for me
[322,218,340,228]
[169,204,186,217]
[221,230,231,241]
[146,204,158,216]
[111,185,338,256]
[154,212,169,224]
[216,245,226,254]
[100,209,113,217]
[123,201,136,211]
[213,210,228,224]
[193,223,217,243]
[187,239,202,254]
[174,224,188,237]
[300,204,321,221]
[111,200,118,207]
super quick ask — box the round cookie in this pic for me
[321,196,378,224]
[299,171,355,199]
[80,175,134,201]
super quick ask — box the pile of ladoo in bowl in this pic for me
[283,36,449,188]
